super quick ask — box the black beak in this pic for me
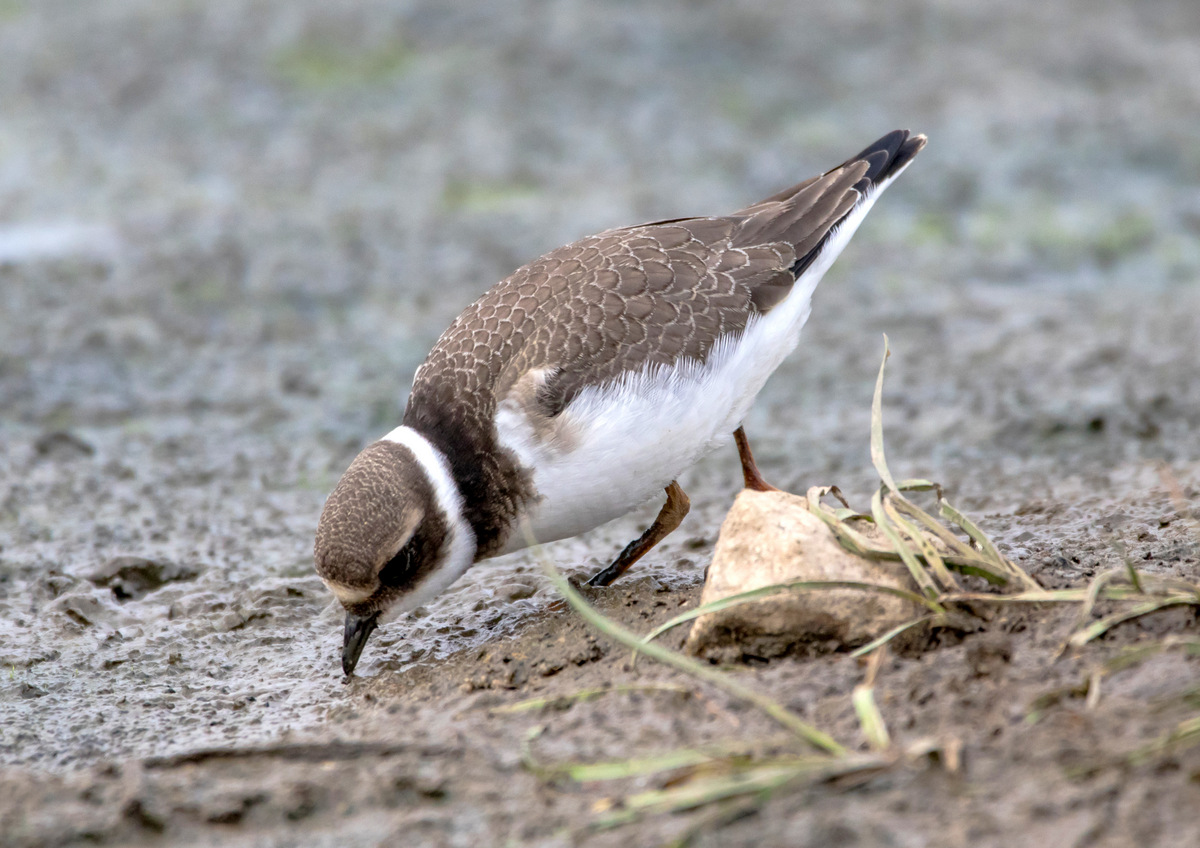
[342,610,381,676]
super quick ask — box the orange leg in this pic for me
[586,481,691,587]
[734,426,778,492]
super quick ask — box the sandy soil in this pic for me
[2,0,1200,845]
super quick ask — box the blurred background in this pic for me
[2,0,1199,771]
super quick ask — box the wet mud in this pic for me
[3,1,1200,845]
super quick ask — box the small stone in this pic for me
[568,637,604,666]
[501,577,539,602]
[17,682,47,699]
[285,783,321,821]
[280,364,321,396]
[215,611,247,632]
[684,489,925,662]
[123,797,166,833]
[33,430,94,459]
[965,633,1014,677]
[50,592,108,627]
[88,556,199,600]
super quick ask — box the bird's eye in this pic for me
[378,539,416,585]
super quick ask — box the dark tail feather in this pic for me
[754,129,927,208]
[782,130,927,277]
[845,129,927,193]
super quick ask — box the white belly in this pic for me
[493,281,816,554]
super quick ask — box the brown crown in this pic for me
[314,441,432,592]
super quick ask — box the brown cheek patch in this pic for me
[372,504,426,578]
[376,497,448,594]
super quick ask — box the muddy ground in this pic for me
[3,0,1200,845]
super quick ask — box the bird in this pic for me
[315,129,926,675]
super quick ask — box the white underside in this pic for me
[495,167,910,555]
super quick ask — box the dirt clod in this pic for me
[88,556,200,601]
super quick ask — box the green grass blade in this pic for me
[940,499,1039,590]
[1067,596,1199,649]
[870,334,900,494]
[1127,716,1200,766]
[1124,556,1145,594]
[1072,569,1119,638]
[937,558,1009,584]
[948,588,1089,603]
[634,578,943,662]
[853,684,892,751]
[591,761,821,829]
[594,753,891,828]
[872,488,941,602]
[883,493,959,592]
[563,749,717,782]
[891,499,974,557]
[534,543,847,755]
[808,491,1010,582]
[493,682,692,714]
[895,478,940,493]
[806,488,896,558]
[849,615,937,658]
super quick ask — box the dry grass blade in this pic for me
[852,686,890,750]
[872,488,941,601]
[868,337,966,591]
[1069,569,1123,646]
[853,649,892,751]
[594,736,943,830]
[492,682,692,714]
[632,578,942,665]
[950,588,1089,603]
[1127,716,1200,766]
[531,538,847,756]
[1030,636,1200,720]
[592,754,893,831]
[808,488,1009,583]
[806,487,890,555]
[890,498,1010,584]
[939,500,1040,591]
[1066,596,1199,649]
[949,585,1196,608]
[809,338,1034,593]
[1113,540,1146,594]
[555,749,718,783]
[1104,636,1200,674]
[522,732,808,783]
[849,615,937,658]
[895,478,941,493]
[883,493,959,592]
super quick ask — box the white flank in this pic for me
[497,163,913,554]
[380,425,477,619]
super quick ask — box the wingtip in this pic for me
[892,130,927,172]
[855,129,927,186]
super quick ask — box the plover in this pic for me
[316,129,926,675]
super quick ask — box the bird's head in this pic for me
[314,427,475,676]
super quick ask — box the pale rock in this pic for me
[684,489,924,662]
